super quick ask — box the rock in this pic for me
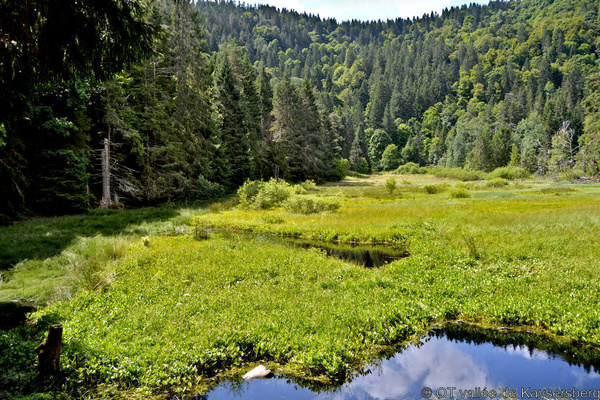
[242,365,273,380]
[497,326,515,331]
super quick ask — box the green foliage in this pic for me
[485,178,509,188]
[284,196,340,214]
[449,188,471,198]
[368,129,392,170]
[254,179,293,209]
[384,177,396,194]
[4,177,600,396]
[331,158,350,180]
[0,123,6,147]
[381,144,401,171]
[354,158,370,174]
[238,178,293,209]
[259,215,285,224]
[487,167,531,180]
[429,166,481,181]
[395,163,426,175]
[293,179,320,195]
[0,0,157,221]
[237,179,265,207]
[423,185,440,194]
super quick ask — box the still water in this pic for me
[201,326,600,400]
[283,238,409,268]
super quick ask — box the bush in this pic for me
[194,176,226,200]
[449,188,471,198]
[331,158,349,180]
[423,184,440,194]
[487,166,531,180]
[429,166,481,181]
[254,179,293,209]
[456,182,477,190]
[385,177,397,194]
[558,169,584,181]
[354,157,370,174]
[395,162,426,175]
[485,178,509,188]
[296,179,317,192]
[284,196,340,214]
[237,178,292,209]
[237,180,265,208]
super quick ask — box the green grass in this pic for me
[2,174,600,398]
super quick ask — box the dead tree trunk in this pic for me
[101,137,111,208]
[35,324,63,377]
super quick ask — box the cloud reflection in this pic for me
[320,339,494,400]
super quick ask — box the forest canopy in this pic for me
[1,0,600,223]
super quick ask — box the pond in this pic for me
[225,232,409,268]
[199,325,600,400]
[282,237,409,268]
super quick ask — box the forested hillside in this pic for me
[198,0,600,174]
[2,0,600,224]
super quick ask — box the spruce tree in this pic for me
[213,52,251,188]
[273,74,305,181]
[348,124,369,173]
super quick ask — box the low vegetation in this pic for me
[1,174,600,399]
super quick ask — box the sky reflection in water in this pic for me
[205,330,600,400]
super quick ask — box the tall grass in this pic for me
[3,177,600,398]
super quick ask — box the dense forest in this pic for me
[1,0,600,224]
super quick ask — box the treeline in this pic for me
[3,0,600,223]
[196,0,600,176]
[0,0,343,224]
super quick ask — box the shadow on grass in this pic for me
[0,206,181,271]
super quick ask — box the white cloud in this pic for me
[317,339,494,400]
[246,0,491,21]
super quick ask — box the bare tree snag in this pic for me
[35,324,63,376]
[101,137,111,209]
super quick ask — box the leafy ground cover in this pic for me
[2,174,600,398]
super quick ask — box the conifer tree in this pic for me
[213,52,251,188]
[349,124,370,172]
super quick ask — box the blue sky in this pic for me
[246,0,491,21]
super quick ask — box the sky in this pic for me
[245,0,491,22]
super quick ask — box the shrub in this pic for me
[487,167,531,180]
[237,179,292,209]
[558,169,584,181]
[284,196,340,214]
[296,179,317,192]
[449,188,471,198]
[456,182,477,190]
[429,166,481,181]
[194,175,226,199]
[395,162,426,175]
[331,158,349,180]
[423,184,440,194]
[254,179,293,209]
[385,177,397,194]
[485,178,509,188]
[237,180,265,208]
[354,157,370,174]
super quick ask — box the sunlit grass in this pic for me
[2,174,600,397]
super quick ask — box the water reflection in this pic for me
[204,326,600,400]
[279,237,409,268]
[218,232,409,268]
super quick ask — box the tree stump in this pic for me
[35,324,63,376]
